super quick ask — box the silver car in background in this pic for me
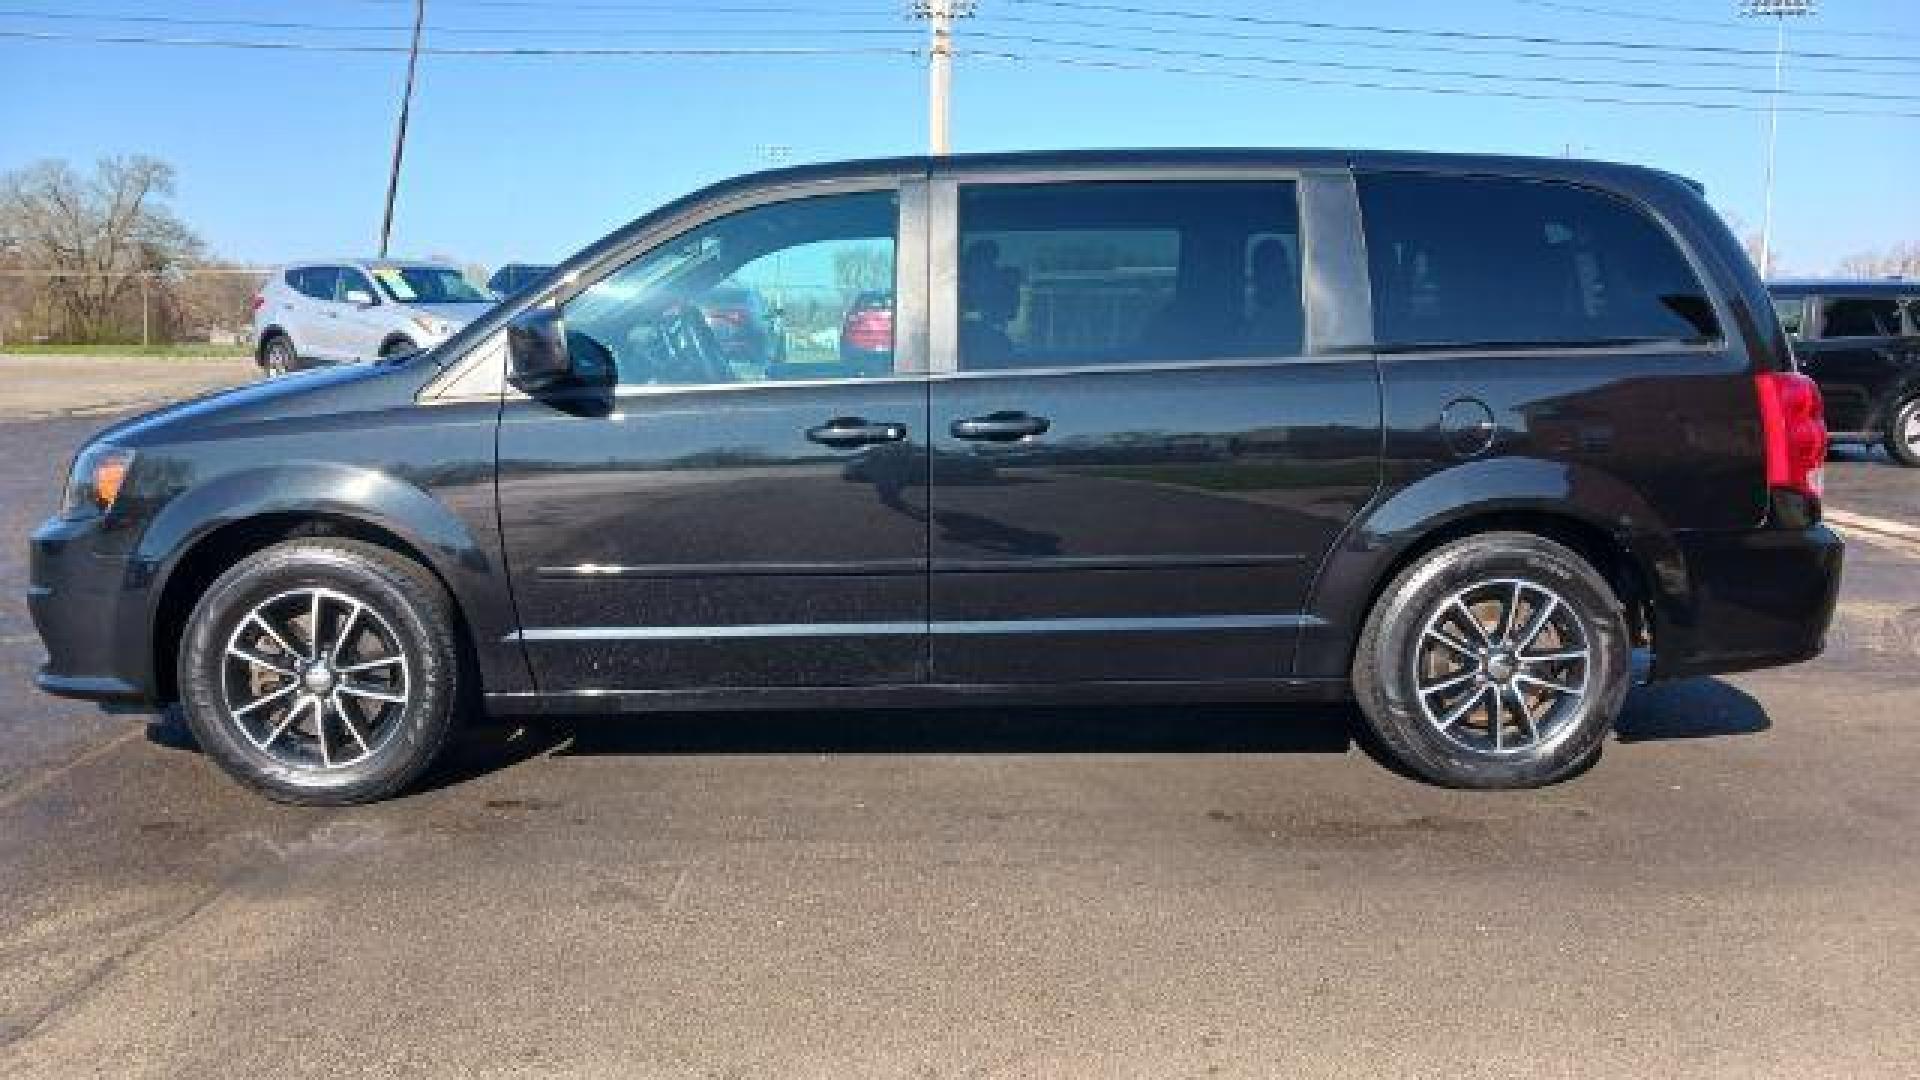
[251,259,496,376]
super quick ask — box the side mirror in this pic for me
[344,289,376,307]
[507,306,573,390]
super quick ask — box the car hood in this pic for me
[87,361,418,450]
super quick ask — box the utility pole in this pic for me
[1739,0,1815,277]
[912,1,975,155]
[379,0,426,258]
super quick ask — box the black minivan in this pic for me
[31,150,1841,804]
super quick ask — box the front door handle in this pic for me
[950,411,1050,442]
[806,416,908,447]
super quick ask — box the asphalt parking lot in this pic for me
[2,385,1917,1078]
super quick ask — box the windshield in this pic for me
[369,264,491,304]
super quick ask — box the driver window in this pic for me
[562,190,899,388]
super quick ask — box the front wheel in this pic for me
[177,539,461,805]
[379,336,419,359]
[1352,532,1631,789]
[1884,397,1920,468]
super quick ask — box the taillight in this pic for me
[1755,371,1827,500]
[249,293,264,313]
[842,309,892,352]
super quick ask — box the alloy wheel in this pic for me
[1413,577,1592,756]
[221,587,411,771]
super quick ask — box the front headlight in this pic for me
[59,445,135,520]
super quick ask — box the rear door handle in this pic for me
[950,411,1050,441]
[806,416,908,447]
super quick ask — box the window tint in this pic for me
[292,266,340,302]
[1359,173,1719,350]
[336,268,376,303]
[1771,294,1806,337]
[563,191,898,387]
[956,181,1302,371]
[1819,296,1901,338]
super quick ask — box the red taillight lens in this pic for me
[1755,371,1827,499]
[843,309,892,352]
[249,293,264,313]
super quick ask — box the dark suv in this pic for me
[1768,279,1920,466]
[31,150,1841,804]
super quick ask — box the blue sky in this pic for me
[1,0,1914,274]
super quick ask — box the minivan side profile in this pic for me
[33,150,1841,804]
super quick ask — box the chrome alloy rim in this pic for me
[1413,578,1591,756]
[221,587,410,771]
[1903,406,1920,452]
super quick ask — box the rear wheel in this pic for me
[178,539,460,805]
[260,334,295,378]
[1884,396,1920,468]
[1352,532,1631,789]
[379,336,419,359]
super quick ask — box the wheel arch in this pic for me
[1298,457,1683,680]
[378,333,419,358]
[255,325,292,362]
[141,466,497,704]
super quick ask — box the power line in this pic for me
[1007,0,1920,66]
[0,28,921,58]
[968,29,1920,103]
[1507,0,1920,42]
[0,9,920,38]
[985,10,1912,79]
[962,48,1920,120]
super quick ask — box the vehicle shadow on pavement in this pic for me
[142,680,1766,794]
[1611,677,1771,743]
[414,703,1359,792]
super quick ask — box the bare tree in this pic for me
[1837,242,1920,279]
[0,155,203,342]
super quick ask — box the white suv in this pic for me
[252,260,496,376]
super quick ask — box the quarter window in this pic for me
[1772,294,1807,337]
[1359,173,1719,351]
[955,181,1303,371]
[563,191,899,387]
[1818,296,1901,338]
[290,266,339,301]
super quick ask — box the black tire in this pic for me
[1883,396,1920,468]
[260,333,296,378]
[1352,531,1631,789]
[379,336,419,359]
[177,539,461,805]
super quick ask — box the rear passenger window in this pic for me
[956,181,1302,370]
[1359,173,1719,351]
[1819,296,1901,338]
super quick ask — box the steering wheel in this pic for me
[654,301,732,384]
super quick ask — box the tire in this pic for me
[177,539,461,805]
[260,334,295,378]
[1883,396,1920,468]
[379,336,418,359]
[1351,531,1631,790]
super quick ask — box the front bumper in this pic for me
[28,514,158,706]
[1651,523,1844,680]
